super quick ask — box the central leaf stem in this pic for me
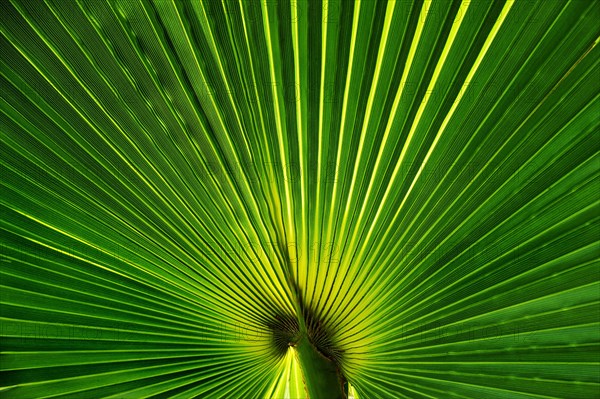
[283,253,346,398]
[293,333,346,399]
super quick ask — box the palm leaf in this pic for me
[1,0,599,398]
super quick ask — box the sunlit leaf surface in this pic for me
[1,0,599,398]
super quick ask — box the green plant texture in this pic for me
[1,0,599,398]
